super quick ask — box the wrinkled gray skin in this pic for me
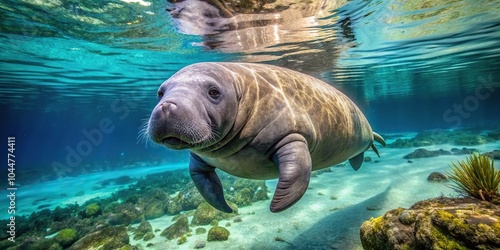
[147,62,385,213]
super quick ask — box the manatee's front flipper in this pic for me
[349,152,364,171]
[189,153,232,213]
[270,134,312,213]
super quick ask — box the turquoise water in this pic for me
[1,0,500,249]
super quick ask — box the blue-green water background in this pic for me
[1,0,500,183]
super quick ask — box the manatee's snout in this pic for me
[148,100,185,147]
[148,94,212,150]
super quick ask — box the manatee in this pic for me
[146,62,385,212]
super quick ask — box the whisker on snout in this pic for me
[209,124,222,144]
[137,116,151,147]
[188,123,220,149]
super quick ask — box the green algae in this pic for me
[54,228,78,247]
[207,226,230,241]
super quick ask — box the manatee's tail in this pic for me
[371,132,386,157]
[349,132,387,171]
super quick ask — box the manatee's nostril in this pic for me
[161,101,177,110]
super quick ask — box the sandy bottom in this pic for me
[2,139,499,249]
[129,141,499,250]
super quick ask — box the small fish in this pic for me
[275,237,294,246]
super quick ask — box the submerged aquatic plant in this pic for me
[447,152,500,202]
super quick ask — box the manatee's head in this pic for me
[147,63,238,150]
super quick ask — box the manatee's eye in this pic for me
[157,90,163,100]
[208,87,220,99]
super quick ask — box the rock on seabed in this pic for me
[161,215,190,240]
[69,225,131,250]
[207,226,230,241]
[360,197,500,250]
